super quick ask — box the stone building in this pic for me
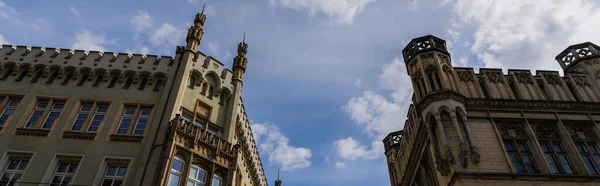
[384,35,600,185]
[0,11,267,186]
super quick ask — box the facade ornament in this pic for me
[470,146,481,164]
[438,54,451,66]
[516,73,533,84]
[595,71,600,79]
[458,143,469,167]
[545,74,561,85]
[535,125,560,139]
[573,76,590,87]
[424,64,438,74]
[500,124,526,139]
[421,53,435,66]
[487,72,503,83]
[570,125,597,142]
[442,65,452,73]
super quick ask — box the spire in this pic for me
[274,168,282,186]
[232,32,249,81]
[186,9,208,51]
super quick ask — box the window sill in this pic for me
[15,128,50,137]
[62,131,97,140]
[110,134,143,143]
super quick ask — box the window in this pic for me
[123,77,133,89]
[540,142,574,174]
[504,140,537,173]
[0,97,21,128]
[115,105,153,135]
[61,71,74,85]
[70,102,108,132]
[153,79,163,91]
[15,69,28,82]
[0,68,13,80]
[47,71,58,84]
[180,115,191,125]
[93,75,104,87]
[208,87,214,99]
[108,76,118,88]
[102,165,127,186]
[138,78,148,90]
[187,166,207,186]
[212,176,222,186]
[0,158,29,185]
[189,76,196,88]
[25,99,64,129]
[50,162,78,186]
[576,143,600,174]
[31,70,43,83]
[168,158,184,186]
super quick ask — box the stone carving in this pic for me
[595,71,600,79]
[569,125,598,141]
[573,76,590,87]
[487,72,503,83]
[536,125,560,139]
[442,65,452,73]
[500,124,527,139]
[470,146,481,164]
[412,71,423,81]
[444,146,455,164]
[465,98,600,111]
[422,53,435,66]
[438,54,451,66]
[424,64,438,74]
[458,71,473,82]
[516,73,533,84]
[415,91,466,112]
[545,74,561,85]
[459,143,469,167]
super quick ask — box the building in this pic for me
[383,35,600,185]
[0,11,268,186]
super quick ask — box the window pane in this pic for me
[117,167,127,176]
[57,163,69,173]
[37,102,48,109]
[42,111,61,129]
[71,113,88,131]
[0,109,14,126]
[189,167,198,179]
[553,144,564,152]
[17,160,28,170]
[188,180,196,186]
[168,173,180,186]
[504,142,515,152]
[589,145,599,153]
[526,165,536,173]
[171,159,184,172]
[96,106,108,113]
[117,117,132,134]
[124,108,136,115]
[81,105,93,112]
[517,143,528,152]
[26,111,44,127]
[106,166,117,176]
[113,179,123,186]
[61,176,72,184]
[575,143,585,152]
[51,176,63,183]
[133,118,148,135]
[541,144,551,153]
[7,160,19,169]
[509,153,524,173]
[52,103,64,110]
[8,100,20,107]
[212,177,221,186]
[102,179,113,186]
[545,154,559,173]
[197,170,206,181]
[1,173,10,180]
[87,114,105,132]
[582,155,597,174]
[522,153,533,163]
[558,154,573,174]
[140,109,152,116]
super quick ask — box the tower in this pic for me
[274,169,282,186]
[232,33,248,81]
[555,42,600,102]
[399,35,480,177]
[185,4,207,51]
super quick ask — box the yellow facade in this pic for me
[384,35,600,186]
[0,12,266,186]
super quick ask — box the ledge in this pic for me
[109,134,143,143]
[62,131,96,140]
[15,128,50,137]
[451,172,600,184]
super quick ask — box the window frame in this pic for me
[23,98,66,130]
[69,101,109,133]
[49,161,79,186]
[114,104,154,136]
[187,165,207,186]
[504,139,538,173]
[167,157,185,186]
[540,141,575,174]
[0,158,30,185]
[43,154,83,186]
[0,95,22,129]
[575,142,600,174]
[101,164,128,186]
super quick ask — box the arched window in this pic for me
[123,76,133,89]
[138,78,148,90]
[570,124,600,174]
[168,157,185,186]
[500,123,538,173]
[153,79,163,91]
[536,124,574,174]
[189,76,196,89]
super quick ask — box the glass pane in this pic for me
[189,167,198,178]
[51,176,62,183]
[68,164,78,173]
[124,108,136,115]
[102,179,113,186]
[88,114,105,132]
[583,156,597,174]
[1,173,11,180]
[117,117,132,134]
[212,177,221,186]
[117,167,127,176]
[140,109,152,116]
[81,105,93,111]
[11,173,21,180]
[504,142,515,152]
[197,170,206,181]
[545,154,559,173]
[17,160,28,170]
[541,143,551,152]
[113,179,123,186]
[42,111,61,128]
[553,144,563,152]
[71,113,88,131]
[133,118,148,135]
[522,154,533,163]
[168,173,180,186]
[53,103,64,110]
[526,165,536,173]
[37,102,48,109]
[106,166,117,176]
[26,111,44,127]
[7,160,19,169]
[590,145,599,153]
[8,100,20,107]
[0,109,14,126]
[517,143,528,152]
[558,154,573,174]
[172,159,184,172]
[57,163,69,173]
[62,176,72,184]
[188,180,196,186]
[575,143,585,152]
[96,106,108,113]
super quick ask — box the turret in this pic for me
[232,34,248,81]
[274,169,282,186]
[185,4,207,51]
[556,42,600,75]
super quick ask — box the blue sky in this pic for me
[1,0,599,185]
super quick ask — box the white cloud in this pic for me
[251,123,312,171]
[72,30,108,51]
[149,23,185,47]
[336,57,411,165]
[126,43,150,54]
[0,33,8,44]
[69,6,82,24]
[269,0,375,24]
[131,10,153,32]
[449,0,600,71]
[205,5,217,16]
[334,161,347,169]
[207,42,219,56]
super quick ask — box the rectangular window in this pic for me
[70,102,108,132]
[212,176,222,186]
[25,99,65,129]
[541,142,574,174]
[576,143,600,175]
[116,105,153,135]
[168,158,184,186]
[504,140,537,173]
[50,162,78,186]
[102,164,127,186]
[0,157,30,185]
[0,96,21,127]
[187,166,207,186]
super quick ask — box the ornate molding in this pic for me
[544,74,561,85]
[465,98,600,111]
[573,76,590,87]
[516,73,533,84]
[535,125,560,140]
[569,125,598,142]
[457,71,474,82]
[416,91,466,113]
[499,124,527,139]
[487,72,503,83]
[594,71,600,80]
